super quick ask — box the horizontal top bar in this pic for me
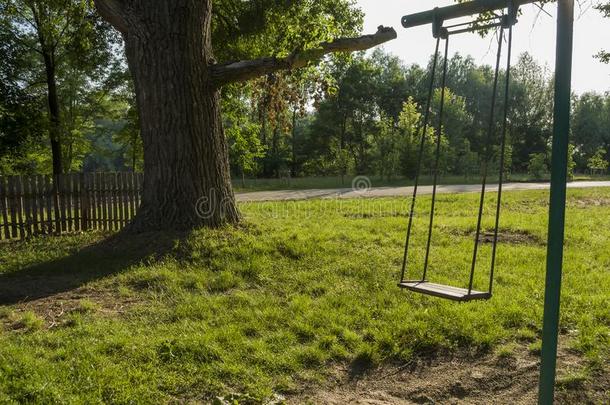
[402,0,537,28]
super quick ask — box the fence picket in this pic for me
[63,175,68,232]
[111,173,119,229]
[0,172,146,240]
[54,175,61,233]
[36,175,45,234]
[74,174,80,231]
[94,173,100,230]
[22,176,32,238]
[45,176,53,234]
[80,173,88,231]
[57,175,66,233]
[30,176,38,234]
[106,173,112,229]
[30,176,38,235]
[29,176,38,235]
[69,174,75,232]
[88,173,97,230]
[121,173,129,225]
[73,174,81,232]
[136,173,143,209]
[14,176,25,239]
[106,173,113,230]
[0,177,9,239]
[117,173,124,226]
[7,177,17,238]
[128,172,136,221]
[98,173,105,230]
[102,173,106,228]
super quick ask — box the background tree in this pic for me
[396,96,442,178]
[309,54,382,176]
[371,113,401,180]
[112,96,142,172]
[0,0,124,174]
[0,64,46,174]
[93,0,396,231]
[528,152,549,180]
[596,1,610,63]
[572,91,610,170]
[587,147,609,174]
[509,53,553,171]
[431,87,471,175]
[223,91,265,186]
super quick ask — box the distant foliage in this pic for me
[1,0,609,181]
[596,2,610,63]
[0,0,128,173]
[528,153,549,180]
[587,148,609,174]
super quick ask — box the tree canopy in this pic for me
[1,0,609,194]
[597,1,610,63]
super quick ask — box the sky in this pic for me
[357,0,610,94]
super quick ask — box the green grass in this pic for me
[231,173,610,192]
[0,188,609,402]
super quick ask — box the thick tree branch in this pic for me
[94,0,128,35]
[211,26,397,87]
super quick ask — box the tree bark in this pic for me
[94,0,396,231]
[42,52,63,175]
[106,0,239,230]
[32,3,63,175]
[211,26,397,86]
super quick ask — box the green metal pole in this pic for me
[538,0,574,404]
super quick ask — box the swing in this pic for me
[398,7,517,302]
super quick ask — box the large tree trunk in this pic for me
[94,0,396,231]
[121,0,239,230]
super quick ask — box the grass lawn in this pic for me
[231,173,610,192]
[0,188,609,403]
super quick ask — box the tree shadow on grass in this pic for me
[0,231,186,306]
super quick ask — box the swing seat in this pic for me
[398,281,491,302]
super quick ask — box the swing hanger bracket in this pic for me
[504,0,519,27]
[432,9,449,39]
[402,0,535,29]
[432,0,519,39]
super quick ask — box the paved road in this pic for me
[236,181,610,202]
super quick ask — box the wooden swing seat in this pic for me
[398,281,491,302]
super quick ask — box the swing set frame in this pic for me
[399,1,574,404]
[398,6,516,303]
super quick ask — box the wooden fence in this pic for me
[0,173,143,240]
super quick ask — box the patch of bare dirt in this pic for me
[568,197,610,209]
[2,288,138,330]
[477,230,544,246]
[291,346,608,405]
[343,212,405,219]
[445,228,545,246]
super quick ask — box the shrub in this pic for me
[528,153,549,179]
[587,148,609,175]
